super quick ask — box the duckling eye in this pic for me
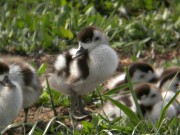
[151,94,156,98]
[140,74,145,78]
[175,83,179,87]
[95,36,99,41]
[84,38,92,43]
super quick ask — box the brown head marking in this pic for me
[77,26,100,43]
[135,83,151,100]
[129,62,154,77]
[0,61,9,75]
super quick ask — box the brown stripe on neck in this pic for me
[67,51,89,84]
[77,51,89,80]
[56,52,73,77]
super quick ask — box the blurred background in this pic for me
[0,0,179,56]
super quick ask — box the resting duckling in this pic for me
[136,83,176,123]
[159,68,180,114]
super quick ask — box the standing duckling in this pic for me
[48,26,119,118]
[2,57,42,123]
[0,61,23,131]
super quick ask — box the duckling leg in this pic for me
[77,95,90,115]
[24,108,29,123]
[70,90,89,120]
[70,90,78,116]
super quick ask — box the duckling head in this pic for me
[159,71,180,93]
[73,26,108,58]
[129,62,158,83]
[135,83,162,106]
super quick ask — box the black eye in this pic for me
[151,94,156,98]
[84,38,91,43]
[175,83,179,87]
[140,74,145,78]
[95,36,99,41]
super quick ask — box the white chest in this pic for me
[0,82,22,131]
[75,45,118,94]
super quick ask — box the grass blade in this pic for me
[43,117,57,135]
[102,83,130,96]
[156,91,180,128]
[108,97,140,125]
[125,67,144,120]
[46,77,57,117]
[28,122,38,135]
[38,63,47,76]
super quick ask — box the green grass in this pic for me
[0,0,180,134]
[0,0,180,55]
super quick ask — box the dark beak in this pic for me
[149,77,158,83]
[2,75,14,87]
[72,46,86,58]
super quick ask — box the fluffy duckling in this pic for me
[99,83,175,122]
[1,57,42,122]
[136,83,176,123]
[106,62,159,90]
[99,83,160,121]
[159,68,180,114]
[48,26,119,118]
[0,61,23,131]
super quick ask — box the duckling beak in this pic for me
[2,75,14,87]
[72,46,86,58]
[149,77,158,83]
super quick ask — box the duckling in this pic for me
[136,83,176,123]
[0,61,23,131]
[99,83,160,121]
[106,62,159,90]
[1,57,42,123]
[48,26,119,118]
[159,69,180,114]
